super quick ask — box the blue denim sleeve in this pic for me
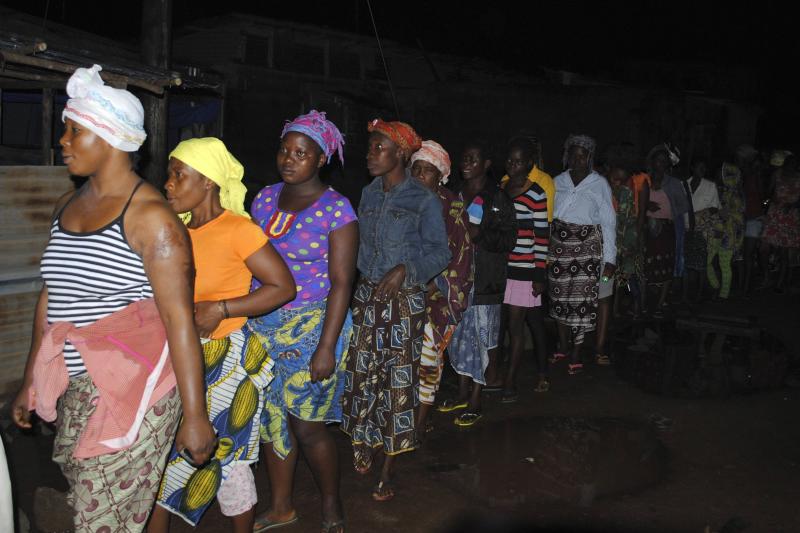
[405,193,451,285]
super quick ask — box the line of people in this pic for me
[10,63,798,533]
[597,142,798,320]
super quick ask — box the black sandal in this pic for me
[321,519,345,533]
[500,389,518,403]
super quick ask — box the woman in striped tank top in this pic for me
[10,65,216,532]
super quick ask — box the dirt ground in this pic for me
[2,287,799,533]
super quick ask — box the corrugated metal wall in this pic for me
[0,166,72,393]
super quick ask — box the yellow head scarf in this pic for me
[169,137,249,223]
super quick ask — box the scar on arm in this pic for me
[149,222,193,272]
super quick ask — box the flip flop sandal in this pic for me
[568,363,584,375]
[372,480,395,502]
[253,511,299,532]
[549,352,568,364]
[500,390,519,403]
[595,354,611,366]
[454,411,483,427]
[436,398,468,413]
[321,519,345,533]
[534,377,551,393]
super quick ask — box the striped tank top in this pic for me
[40,181,153,377]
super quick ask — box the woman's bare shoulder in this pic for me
[51,188,78,218]
[124,180,189,252]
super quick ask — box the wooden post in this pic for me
[41,88,54,165]
[140,0,172,188]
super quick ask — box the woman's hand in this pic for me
[10,383,33,429]
[601,263,617,280]
[375,264,406,302]
[174,415,217,466]
[531,281,545,297]
[310,345,336,382]
[194,301,224,338]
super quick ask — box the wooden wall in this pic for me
[0,166,72,393]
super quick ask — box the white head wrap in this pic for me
[563,134,597,169]
[62,64,146,152]
[646,142,681,168]
[410,140,451,184]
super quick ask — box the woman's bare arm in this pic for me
[12,190,76,428]
[128,194,216,464]
[311,221,358,382]
[11,286,48,428]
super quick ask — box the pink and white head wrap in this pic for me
[62,64,146,152]
[409,140,451,184]
[281,109,345,164]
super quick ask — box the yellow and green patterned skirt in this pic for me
[248,298,352,460]
[156,328,273,526]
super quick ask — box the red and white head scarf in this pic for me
[410,140,451,184]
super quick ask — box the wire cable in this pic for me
[365,0,400,120]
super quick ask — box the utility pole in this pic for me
[140,0,172,188]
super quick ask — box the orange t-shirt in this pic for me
[629,172,652,216]
[187,210,268,339]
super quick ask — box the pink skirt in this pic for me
[503,279,543,308]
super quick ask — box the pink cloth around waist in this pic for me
[29,298,177,458]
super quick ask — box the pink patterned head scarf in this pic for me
[281,109,345,164]
[409,140,451,184]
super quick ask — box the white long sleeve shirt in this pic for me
[553,170,617,265]
[684,177,721,226]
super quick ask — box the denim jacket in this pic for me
[662,174,690,219]
[357,173,451,288]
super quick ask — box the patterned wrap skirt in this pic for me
[683,230,707,272]
[248,299,352,460]
[418,322,456,405]
[340,278,426,467]
[762,205,800,248]
[157,328,274,526]
[448,303,501,384]
[53,374,181,533]
[644,218,676,284]
[548,220,603,344]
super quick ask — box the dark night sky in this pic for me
[3,1,797,144]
